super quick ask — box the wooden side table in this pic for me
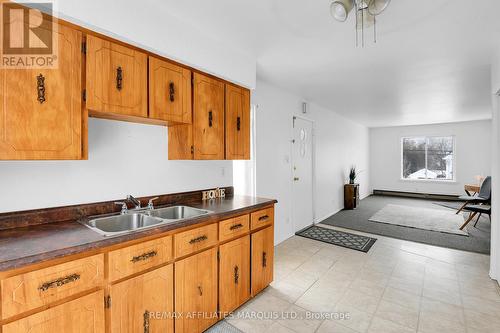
[344,184,360,210]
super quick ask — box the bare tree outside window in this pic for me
[402,136,454,181]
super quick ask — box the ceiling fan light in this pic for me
[330,0,353,22]
[356,8,375,29]
[368,0,391,15]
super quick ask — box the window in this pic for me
[402,136,455,181]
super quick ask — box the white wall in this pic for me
[0,119,232,213]
[36,0,256,88]
[252,80,370,244]
[370,121,492,196]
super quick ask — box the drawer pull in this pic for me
[237,116,241,131]
[38,273,81,292]
[189,235,208,244]
[131,250,158,263]
[198,285,203,296]
[262,252,267,268]
[36,74,46,104]
[234,265,239,284]
[208,110,213,127]
[229,223,244,231]
[143,310,150,333]
[116,66,123,90]
[169,82,175,102]
[258,215,269,221]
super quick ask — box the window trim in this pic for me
[400,135,456,182]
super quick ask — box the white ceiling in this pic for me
[156,0,500,127]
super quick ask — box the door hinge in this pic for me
[82,89,86,102]
[81,41,86,54]
[104,295,111,308]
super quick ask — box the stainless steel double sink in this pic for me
[81,206,212,237]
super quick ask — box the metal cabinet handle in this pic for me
[131,250,157,263]
[37,74,46,103]
[234,265,239,284]
[116,66,123,90]
[38,273,81,292]
[169,82,175,102]
[198,285,203,296]
[143,310,150,333]
[237,116,241,131]
[262,252,267,267]
[208,111,213,127]
[229,223,244,231]
[189,235,208,244]
[258,215,269,221]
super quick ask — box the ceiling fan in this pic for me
[330,0,391,47]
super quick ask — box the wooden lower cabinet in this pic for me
[109,265,173,333]
[219,236,250,315]
[251,226,274,295]
[175,247,218,333]
[2,290,104,333]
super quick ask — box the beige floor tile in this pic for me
[295,255,336,278]
[276,305,323,333]
[268,280,309,303]
[295,285,345,313]
[387,276,423,296]
[368,316,416,333]
[419,297,465,324]
[382,287,421,311]
[227,315,275,333]
[333,304,373,333]
[250,292,293,313]
[316,320,359,333]
[460,284,500,302]
[349,278,387,298]
[422,286,462,306]
[417,312,466,333]
[265,322,297,333]
[375,300,419,329]
[464,309,500,333]
[281,269,318,290]
[337,289,382,314]
[461,294,500,317]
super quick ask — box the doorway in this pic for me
[291,116,314,232]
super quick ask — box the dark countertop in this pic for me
[0,195,276,272]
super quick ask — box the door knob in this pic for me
[294,177,299,181]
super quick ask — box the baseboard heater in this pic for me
[372,189,460,201]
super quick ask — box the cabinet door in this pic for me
[251,226,274,295]
[109,265,173,333]
[219,236,250,315]
[2,291,104,333]
[86,35,147,117]
[175,248,218,333]
[168,124,193,160]
[225,84,250,160]
[0,24,83,160]
[193,73,224,160]
[149,56,191,123]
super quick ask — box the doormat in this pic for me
[296,225,377,253]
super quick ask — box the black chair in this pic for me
[456,176,491,214]
[460,204,491,230]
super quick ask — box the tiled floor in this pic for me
[226,224,500,333]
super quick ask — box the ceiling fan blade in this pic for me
[368,0,391,15]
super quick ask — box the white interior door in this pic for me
[292,116,314,232]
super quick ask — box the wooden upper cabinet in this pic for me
[109,265,174,333]
[0,23,83,160]
[193,73,225,160]
[86,35,147,117]
[149,57,191,124]
[225,84,250,160]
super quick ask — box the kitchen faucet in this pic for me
[126,195,141,209]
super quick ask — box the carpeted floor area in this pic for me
[321,195,491,254]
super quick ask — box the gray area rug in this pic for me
[369,204,468,236]
[205,321,242,333]
[321,195,490,254]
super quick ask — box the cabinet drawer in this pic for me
[2,290,105,333]
[219,215,249,242]
[174,223,218,258]
[251,207,274,229]
[108,236,172,282]
[1,254,104,319]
